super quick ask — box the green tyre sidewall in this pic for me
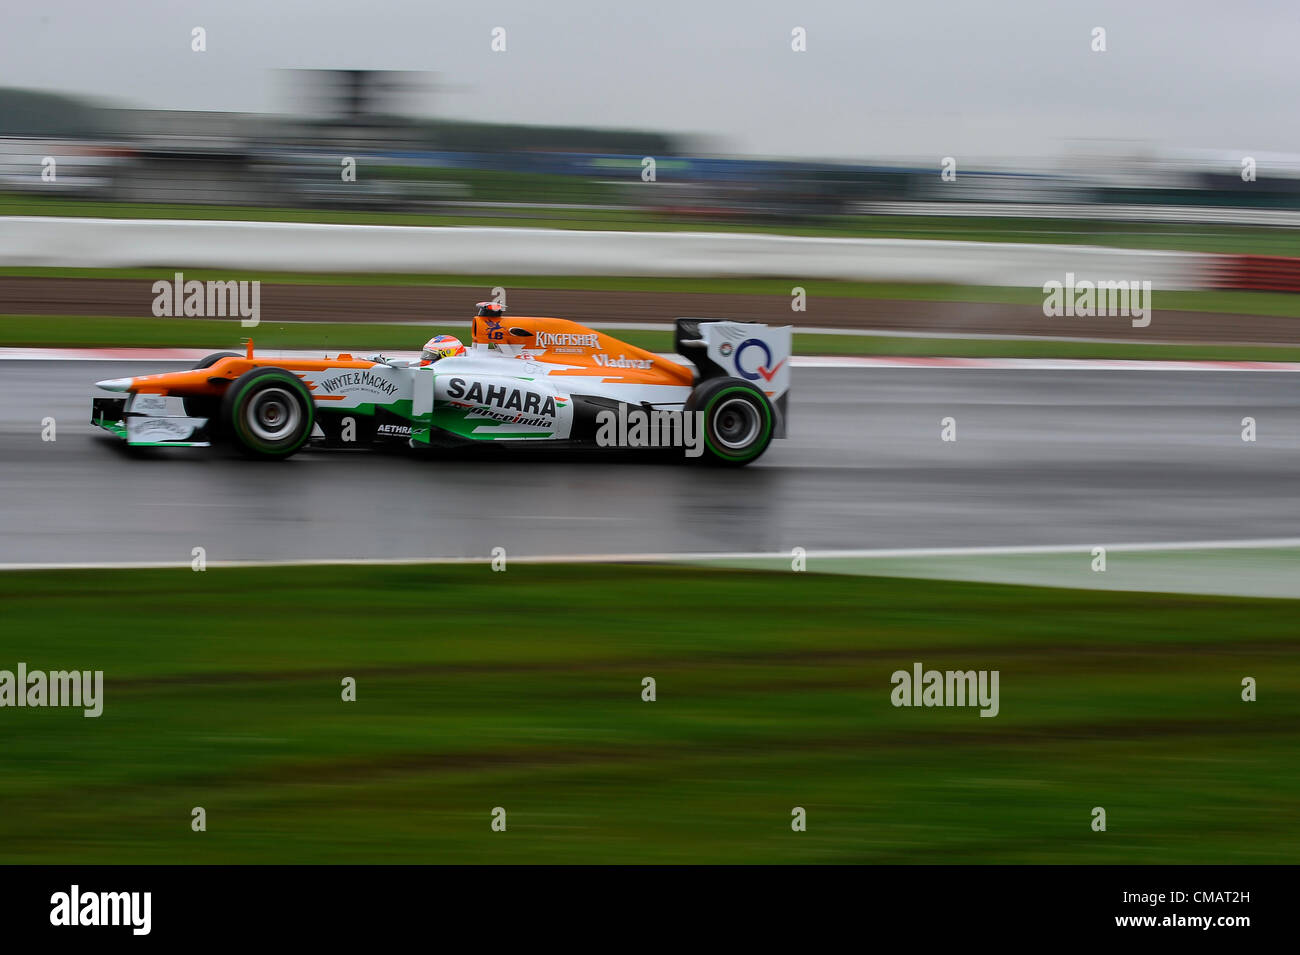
[224,368,315,459]
[701,384,773,464]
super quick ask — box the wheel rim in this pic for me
[245,387,302,443]
[712,397,762,450]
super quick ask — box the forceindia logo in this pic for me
[733,339,785,382]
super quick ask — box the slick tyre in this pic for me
[193,351,242,370]
[685,377,775,466]
[184,354,242,426]
[222,367,315,459]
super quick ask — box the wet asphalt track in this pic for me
[1,360,1298,565]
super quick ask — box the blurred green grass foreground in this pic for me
[0,563,1295,863]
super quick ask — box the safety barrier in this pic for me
[0,215,1215,289]
[1206,254,1300,292]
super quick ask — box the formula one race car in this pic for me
[91,303,791,466]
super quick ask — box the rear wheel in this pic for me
[221,367,315,459]
[685,377,775,466]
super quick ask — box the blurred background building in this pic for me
[4,70,1300,224]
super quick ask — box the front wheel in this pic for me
[685,377,775,466]
[221,367,315,459]
[185,353,245,426]
[192,351,242,370]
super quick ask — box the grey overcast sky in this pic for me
[2,0,1295,160]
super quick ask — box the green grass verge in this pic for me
[1,268,1297,318]
[7,315,1300,361]
[6,193,1300,253]
[0,564,1294,863]
[709,548,1300,600]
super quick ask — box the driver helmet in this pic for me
[420,334,467,365]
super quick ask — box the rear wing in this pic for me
[675,319,792,437]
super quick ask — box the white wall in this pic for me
[0,216,1213,289]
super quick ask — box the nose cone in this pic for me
[95,377,133,392]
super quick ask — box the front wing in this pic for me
[92,395,213,448]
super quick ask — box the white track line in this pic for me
[595,323,1295,347]
[3,537,1299,572]
[793,356,1300,371]
[176,320,1300,347]
[3,346,1300,372]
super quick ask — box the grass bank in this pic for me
[0,564,1294,863]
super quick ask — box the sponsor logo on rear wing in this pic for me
[674,319,791,437]
[675,319,792,396]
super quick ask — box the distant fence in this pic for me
[0,215,1221,289]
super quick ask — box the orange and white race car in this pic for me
[91,303,791,466]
